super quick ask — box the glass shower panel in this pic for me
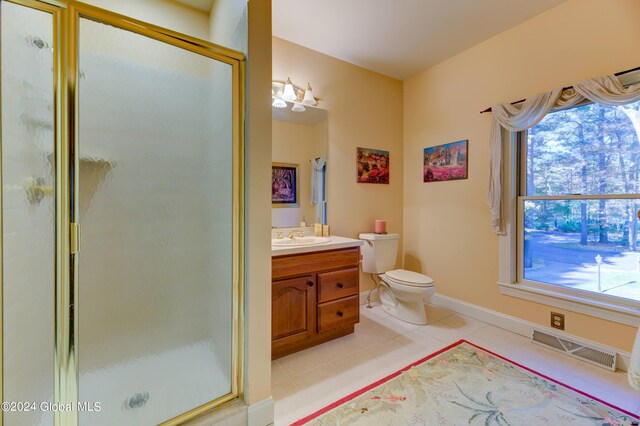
[1,2,55,426]
[77,18,234,425]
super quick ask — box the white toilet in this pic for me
[360,233,435,325]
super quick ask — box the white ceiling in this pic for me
[273,0,567,80]
[173,0,214,13]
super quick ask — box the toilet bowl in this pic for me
[359,233,436,325]
[379,269,434,325]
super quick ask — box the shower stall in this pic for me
[1,1,245,425]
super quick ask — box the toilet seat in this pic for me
[383,269,434,288]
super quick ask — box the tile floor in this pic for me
[271,303,640,425]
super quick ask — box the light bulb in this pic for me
[291,103,306,112]
[302,83,316,106]
[282,77,297,102]
[272,97,287,108]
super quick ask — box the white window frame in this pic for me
[498,125,640,327]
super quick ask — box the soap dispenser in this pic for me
[314,219,323,237]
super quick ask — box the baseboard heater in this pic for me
[531,329,617,372]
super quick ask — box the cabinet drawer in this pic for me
[272,247,360,280]
[317,295,359,333]
[318,267,359,303]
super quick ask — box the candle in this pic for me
[375,220,387,234]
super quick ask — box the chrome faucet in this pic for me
[288,230,304,239]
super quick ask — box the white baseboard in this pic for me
[248,397,274,426]
[431,293,633,372]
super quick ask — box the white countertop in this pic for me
[271,235,364,257]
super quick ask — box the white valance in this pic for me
[486,74,640,234]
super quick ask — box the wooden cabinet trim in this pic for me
[272,247,360,280]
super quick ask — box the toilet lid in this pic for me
[384,269,434,287]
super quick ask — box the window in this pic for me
[518,99,640,310]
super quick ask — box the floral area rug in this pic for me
[292,340,639,426]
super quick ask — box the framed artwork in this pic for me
[357,147,390,184]
[272,162,299,207]
[423,140,468,183]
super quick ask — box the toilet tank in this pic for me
[359,233,399,274]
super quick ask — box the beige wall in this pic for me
[273,37,404,290]
[246,0,273,407]
[403,0,640,352]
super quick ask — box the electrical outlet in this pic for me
[551,312,565,330]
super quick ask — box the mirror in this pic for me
[272,103,328,227]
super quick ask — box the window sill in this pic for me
[498,282,640,327]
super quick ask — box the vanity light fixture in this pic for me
[272,78,318,112]
[272,97,287,108]
[282,77,297,102]
[302,83,317,106]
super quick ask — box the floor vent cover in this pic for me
[531,329,617,371]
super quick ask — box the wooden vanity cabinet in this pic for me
[272,247,360,359]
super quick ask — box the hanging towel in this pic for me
[310,157,326,206]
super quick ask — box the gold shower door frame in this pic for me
[0,1,246,425]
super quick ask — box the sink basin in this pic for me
[272,236,332,247]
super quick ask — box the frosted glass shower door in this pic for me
[1,2,55,426]
[77,17,236,426]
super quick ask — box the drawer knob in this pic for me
[337,311,344,317]
[337,283,344,288]
[307,281,314,287]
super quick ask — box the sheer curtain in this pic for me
[486,74,640,234]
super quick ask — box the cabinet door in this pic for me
[272,275,316,343]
